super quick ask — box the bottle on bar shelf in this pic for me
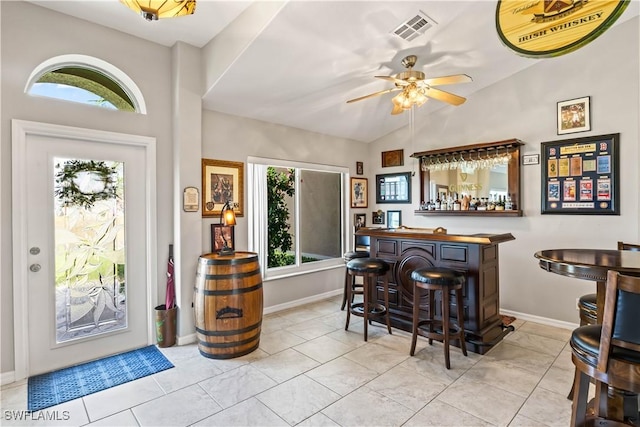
[477,197,487,211]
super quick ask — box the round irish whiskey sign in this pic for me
[496,0,630,58]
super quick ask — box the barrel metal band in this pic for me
[198,336,258,349]
[201,256,257,266]
[195,319,262,336]
[197,269,260,281]
[194,282,263,296]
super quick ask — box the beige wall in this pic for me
[1,2,174,374]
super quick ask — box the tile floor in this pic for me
[1,295,575,426]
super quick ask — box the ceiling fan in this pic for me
[347,55,472,115]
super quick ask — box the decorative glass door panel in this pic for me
[15,121,151,377]
[53,158,127,343]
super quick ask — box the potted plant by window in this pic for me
[155,245,177,347]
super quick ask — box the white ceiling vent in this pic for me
[391,11,436,42]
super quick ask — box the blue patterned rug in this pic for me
[28,345,174,411]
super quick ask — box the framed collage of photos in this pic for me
[541,133,619,215]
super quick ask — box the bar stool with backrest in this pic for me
[340,232,370,310]
[344,257,392,341]
[578,242,640,327]
[570,270,640,426]
[569,240,640,399]
[410,267,467,369]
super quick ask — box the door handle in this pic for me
[30,264,41,272]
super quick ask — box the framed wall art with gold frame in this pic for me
[201,159,244,217]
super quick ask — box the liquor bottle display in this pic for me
[412,138,524,217]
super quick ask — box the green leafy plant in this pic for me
[55,160,119,209]
[267,167,295,268]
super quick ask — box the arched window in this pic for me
[25,55,146,114]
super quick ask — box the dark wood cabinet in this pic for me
[356,228,515,354]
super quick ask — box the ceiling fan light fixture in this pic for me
[347,55,469,115]
[120,0,196,21]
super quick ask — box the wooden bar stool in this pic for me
[410,267,467,369]
[578,293,598,326]
[340,250,369,311]
[570,271,640,426]
[344,257,392,341]
[569,241,640,399]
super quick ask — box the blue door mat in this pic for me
[28,345,174,411]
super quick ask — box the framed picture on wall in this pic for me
[387,210,401,228]
[557,96,591,135]
[375,172,411,204]
[354,213,366,229]
[381,149,404,167]
[541,133,619,215]
[201,159,244,218]
[350,177,368,208]
[372,210,384,225]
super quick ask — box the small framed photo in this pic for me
[183,186,199,212]
[372,210,384,225]
[356,161,364,175]
[211,224,235,253]
[557,96,591,135]
[350,177,368,208]
[387,210,401,228]
[354,213,366,229]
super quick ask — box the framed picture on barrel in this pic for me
[211,224,235,253]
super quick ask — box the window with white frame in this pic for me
[248,157,349,280]
[25,54,146,114]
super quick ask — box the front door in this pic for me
[12,120,155,377]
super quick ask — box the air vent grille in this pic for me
[392,11,436,42]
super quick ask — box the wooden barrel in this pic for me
[194,252,263,359]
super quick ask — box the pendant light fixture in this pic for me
[120,0,196,21]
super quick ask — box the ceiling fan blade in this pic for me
[346,88,399,104]
[423,74,473,86]
[391,104,404,115]
[375,75,409,86]
[425,87,467,106]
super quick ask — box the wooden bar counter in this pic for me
[355,227,515,354]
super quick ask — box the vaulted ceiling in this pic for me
[27,0,639,142]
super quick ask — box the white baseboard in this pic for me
[500,309,579,331]
[263,289,343,315]
[177,333,197,345]
[1,370,16,386]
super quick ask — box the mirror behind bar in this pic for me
[411,138,524,216]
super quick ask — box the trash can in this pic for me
[155,304,177,347]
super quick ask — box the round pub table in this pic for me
[534,248,640,422]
